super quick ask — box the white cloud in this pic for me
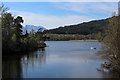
[2,0,119,2]
[9,10,94,29]
[56,2,118,14]
[7,2,118,29]
[56,3,86,13]
[93,2,118,13]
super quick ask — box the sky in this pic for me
[2,2,118,29]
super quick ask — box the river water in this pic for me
[3,41,115,78]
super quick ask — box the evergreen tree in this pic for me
[13,16,24,44]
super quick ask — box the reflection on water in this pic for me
[21,48,46,68]
[2,56,22,78]
[3,48,46,78]
[2,41,119,78]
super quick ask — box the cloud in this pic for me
[9,10,94,29]
[93,2,118,13]
[7,2,118,29]
[56,3,86,13]
[2,0,119,2]
[55,2,118,14]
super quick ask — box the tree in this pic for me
[11,33,17,42]
[1,4,25,53]
[0,4,14,53]
[0,3,9,16]
[1,4,47,54]
[36,28,44,42]
[11,16,25,52]
[100,15,120,72]
[13,16,24,43]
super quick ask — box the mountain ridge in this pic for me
[44,17,110,35]
[22,25,47,33]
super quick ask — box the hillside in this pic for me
[44,18,109,35]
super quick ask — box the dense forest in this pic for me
[44,18,109,35]
[1,5,47,55]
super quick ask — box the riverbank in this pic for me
[46,40,99,41]
[69,40,98,41]
[45,34,97,41]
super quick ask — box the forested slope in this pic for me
[45,18,110,35]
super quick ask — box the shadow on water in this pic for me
[2,48,47,78]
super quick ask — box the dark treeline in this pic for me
[0,4,47,55]
[44,19,109,35]
[45,34,96,41]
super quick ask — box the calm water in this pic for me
[3,41,115,78]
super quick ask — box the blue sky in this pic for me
[3,2,118,29]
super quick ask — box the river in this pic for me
[3,41,115,78]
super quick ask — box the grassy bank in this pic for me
[69,40,98,41]
[45,34,97,41]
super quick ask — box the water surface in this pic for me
[3,41,114,78]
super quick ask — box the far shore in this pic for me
[46,40,99,41]
[69,40,98,41]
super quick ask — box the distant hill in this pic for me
[44,18,109,35]
[22,25,47,33]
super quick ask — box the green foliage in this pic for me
[11,33,17,42]
[95,32,106,41]
[1,4,46,54]
[99,16,120,72]
[46,34,96,41]
[20,28,47,51]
